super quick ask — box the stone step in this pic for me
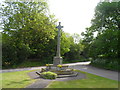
[57,71,78,78]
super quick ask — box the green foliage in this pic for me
[91,58,119,71]
[90,1,119,58]
[61,32,71,56]
[1,1,58,68]
[81,1,119,70]
[11,60,44,68]
[63,33,85,62]
[89,29,118,59]
[2,33,31,68]
[40,71,57,79]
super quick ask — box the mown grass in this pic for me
[0,73,2,89]
[1,70,37,88]
[48,70,119,88]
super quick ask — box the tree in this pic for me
[82,1,119,59]
[90,1,120,33]
[1,1,57,67]
[61,32,71,56]
[81,1,119,70]
[81,28,94,58]
[63,33,84,62]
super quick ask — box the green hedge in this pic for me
[91,58,119,71]
[40,71,57,79]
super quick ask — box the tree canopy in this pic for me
[1,1,58,67]
[81,1,119,70]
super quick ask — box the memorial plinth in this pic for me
[53,56,62,66]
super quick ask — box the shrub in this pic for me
[91,58,119,71]
[40,71,57,79]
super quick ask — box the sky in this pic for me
[48,0,100,34]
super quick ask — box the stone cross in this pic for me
[56,22,63,57]
[53,22,63,66]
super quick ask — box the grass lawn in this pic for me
[1,70,37,88]
[48,70,119,88]
[0,73,2,89]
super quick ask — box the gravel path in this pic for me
[26,70,86,88]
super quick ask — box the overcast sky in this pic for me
[48,0,100,34]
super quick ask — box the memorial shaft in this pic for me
[56,26,61,57]
[53,22,63,66]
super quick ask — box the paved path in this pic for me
[1,61,119,81]
[69,65,119,81]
